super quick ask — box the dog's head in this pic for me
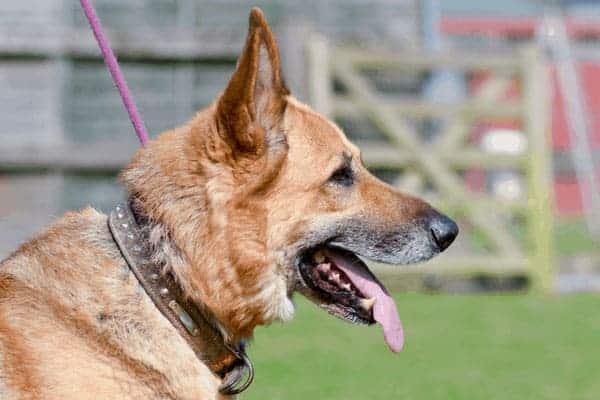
[123,8,457,350]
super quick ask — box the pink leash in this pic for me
[79,0,150,147]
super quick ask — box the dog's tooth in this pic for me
[341,283,351,291]
[331,271,340,282]
[361,297,376,311]
[314,251,325,263]
[318,263,331,272]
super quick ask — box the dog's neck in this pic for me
[127,195,231,341]
[120,117,287,342]
[111,199,254,394]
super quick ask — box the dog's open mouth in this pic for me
[298,245,404,353]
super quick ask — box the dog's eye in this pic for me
[329,166,354,186]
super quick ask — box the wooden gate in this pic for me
[307,37,554,291]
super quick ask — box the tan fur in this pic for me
[0,8,438,399]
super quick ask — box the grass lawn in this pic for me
[243,293,600,400]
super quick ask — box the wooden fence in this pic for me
[307,37,554,291]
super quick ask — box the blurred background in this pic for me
[1,1,599,399]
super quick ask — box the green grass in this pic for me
[243,293,600,400]
[555,218,597,255]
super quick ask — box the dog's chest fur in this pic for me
[0,208,226,400]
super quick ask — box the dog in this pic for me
[0,8,457,399]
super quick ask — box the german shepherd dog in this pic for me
[0,8,457,399]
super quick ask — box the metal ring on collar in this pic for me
[218,345,254,395]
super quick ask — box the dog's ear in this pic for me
[216,7,289,155]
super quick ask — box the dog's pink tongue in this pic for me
[324,251,404,353]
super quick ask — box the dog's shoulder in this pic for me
[4,206,113,261]
[0,207,122,398]
[0,206,122,300]
[0,207,222,399]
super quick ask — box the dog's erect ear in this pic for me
[216,7,289,154]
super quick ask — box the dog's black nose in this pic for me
[429,212,458,251]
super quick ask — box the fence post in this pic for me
[522,46,555,293]
[305,34,332,117]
